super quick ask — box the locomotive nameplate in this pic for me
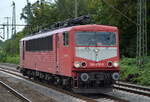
[89,63,105,67]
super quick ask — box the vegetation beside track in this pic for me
[120,57,150,86]
[0,54,19,64]
[0,32,23,64]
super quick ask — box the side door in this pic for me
[55,32,71,76]
[22,41,25,60]
[55,33,60,73]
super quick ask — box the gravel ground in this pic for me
[0,63,18,73]
[0,71,56,102]
[0,84,22,102]
[0,63,18,68]
[94,97,116,102]
[0,63,18,69]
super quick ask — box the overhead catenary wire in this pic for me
[102,0,138,26]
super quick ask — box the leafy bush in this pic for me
[5,55,19,64]
[120,57,150,86]
[135,57,150,85]
[0,52,19,64]
[2,32,24,56]
[0,51,7,62]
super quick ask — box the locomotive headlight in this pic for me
[113,62,119,67]
[74,62,81,68]
[81,62,87,67]
[107,61,113,67]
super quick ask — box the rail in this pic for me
[114,81,150,97]
[0,81,32,102]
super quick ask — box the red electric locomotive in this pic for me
[19,17,120,93]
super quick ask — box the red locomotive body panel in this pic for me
[20,27,74,77]
[20,24,120,93]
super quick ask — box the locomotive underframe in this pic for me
[20,67,116,93]
[72,71,115,93]
[21,68,72,88]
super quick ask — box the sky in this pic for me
[0,0,37,40]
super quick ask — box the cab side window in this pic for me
[63,32,69,46]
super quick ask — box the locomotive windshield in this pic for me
[75,32,116,46]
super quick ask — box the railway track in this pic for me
[0,67,95,102]
[0,66,129,102]
[0,64,150,102]
[114,81,150,97]
[0,81,31,102]
[1,65,150,101]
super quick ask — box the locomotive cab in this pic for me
[72,25,120,93]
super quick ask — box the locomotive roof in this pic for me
[21,24,118,41]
